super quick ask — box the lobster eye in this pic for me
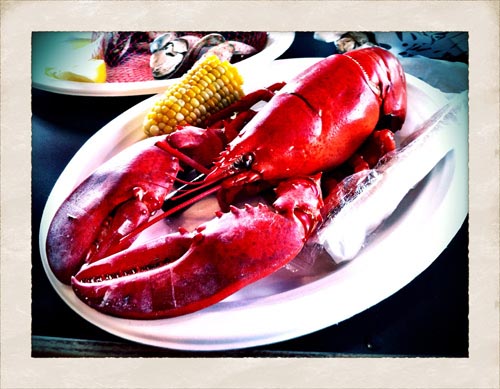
[233,153,254,170]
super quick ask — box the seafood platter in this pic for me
[32,31,295,96]
[39,37,468,350]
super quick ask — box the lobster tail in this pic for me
[345,47,407,131]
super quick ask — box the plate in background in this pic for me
[32,32,295,97]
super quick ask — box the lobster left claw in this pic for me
[71,175,323,319]
[46,137,180,284]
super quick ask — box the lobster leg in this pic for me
[202,81,286,127]
[348,129,397,172]
[320,128,397,220]
[71,175,323,319]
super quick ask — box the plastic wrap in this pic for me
[306,92,468,264]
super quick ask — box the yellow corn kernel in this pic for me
[143,55,245,136]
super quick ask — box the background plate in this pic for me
[39,58,468,351]
[32,32,295,97]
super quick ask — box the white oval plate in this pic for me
[32,32,295,97]
[39,58,468,351]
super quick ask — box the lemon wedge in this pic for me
[45,59,107,83]
[67,38,93,49]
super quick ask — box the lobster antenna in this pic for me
[167,173,222,203]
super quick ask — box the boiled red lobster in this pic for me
[46,47,407,319]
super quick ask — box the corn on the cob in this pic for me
[143,55,245,136]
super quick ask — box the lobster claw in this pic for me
[71,175,323,319]
[46,136,180,284]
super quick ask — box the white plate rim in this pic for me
[31,32,295,97]
[38,58,468,351]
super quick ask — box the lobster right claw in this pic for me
[71,175,323,319]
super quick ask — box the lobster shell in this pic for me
[45,47,407,319]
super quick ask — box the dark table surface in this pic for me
[31,32,468,357]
